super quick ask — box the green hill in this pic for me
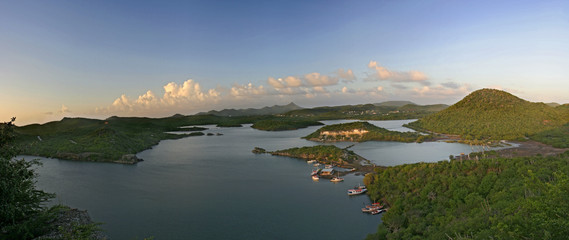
[407,89,569,140]
[14,117,205,163]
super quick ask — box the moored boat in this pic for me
[312,175,319,181]
[311,169,320,176]
[347,188,367,195]
[307,160,317,164]
[330,177,344,182]
[370,209,384,215]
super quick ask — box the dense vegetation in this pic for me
[1,118,103,239]
[270,145,362,166]
[13,114,272,163]
[531,122,569,148]
[283,103,447,121]
[251,118,324,131]
[407,89,569,140]
[304,121,429,143]
[364,152,569,239]
[15,117,199,163]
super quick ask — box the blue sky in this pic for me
[1,0,568,124]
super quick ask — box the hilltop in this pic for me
[407,89,569,140]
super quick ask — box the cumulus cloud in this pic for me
[162,80,220,105]
[366,61,429,85]
[59,104,71,114]
[411,83,472,99]
[99,79,220,115]
[230,83,266,98]
[337,68,356,82]
[304,72,339,87]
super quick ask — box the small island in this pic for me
[253,145,373,173]
[303,121,430,143]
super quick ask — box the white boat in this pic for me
[330,172,344,182]
[330,177,344,182]
[311,169,320,176]
[313,163,320,167]
[307,160,317,164]
[312,175,319,181]
[347,188,367,196]
[370,209,384,215]
[325,164,333,168]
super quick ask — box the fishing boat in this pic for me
[312,175,319,181]
[366,202,382,209]
[330,172,344,182]
[347,187,367,196]
[370,209,385,215]
[311,169,320,176]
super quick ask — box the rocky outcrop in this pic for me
[116,154,143,164]
[34,206,107,240]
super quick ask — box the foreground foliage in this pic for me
[407,89,569,140]
[364,152,569,239]
[1,118,54,239]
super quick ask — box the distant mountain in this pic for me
[407,88,569,140]
[546,102,561,107]
[283,102,447,120]
[198,102,303,117]
[374,101,416,107]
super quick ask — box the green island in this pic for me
[364,152,569,239]
[253,145,371,170]
[251,118,324,131]
[304,121,431,143]
[406,89,569,141]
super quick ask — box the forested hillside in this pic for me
[407,89,569,140]
[365,152,569,239]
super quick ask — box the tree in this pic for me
[1,118,55,239]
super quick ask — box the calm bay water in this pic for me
[31,120,480,239]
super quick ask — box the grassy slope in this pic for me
[407,89,569,140]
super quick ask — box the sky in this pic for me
[1,0,568,125]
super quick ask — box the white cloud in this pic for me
[230,83,266,98]
[59,104,71,114]
[337,68,356,82]
[304,72,339,87]
[100,79,220,115]
[411,83,471,99]
[366,61,429,85]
